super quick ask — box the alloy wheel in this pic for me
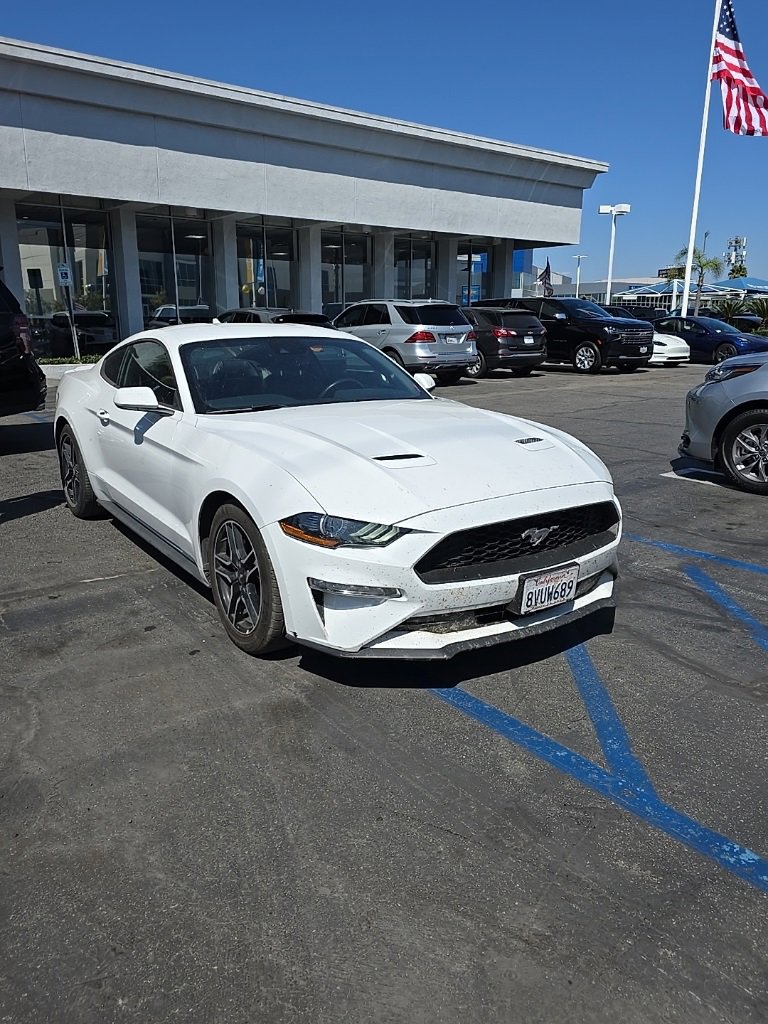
[59,434,81,507]
[575,346,596,370]
[212,520,262,635]
[731,422,768,485]
[715,343,738,362]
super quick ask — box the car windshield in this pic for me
[696,317,740,334]
[179,335,432,413]
[558,299,609,319]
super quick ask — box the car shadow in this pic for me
[0,488,64,525]
[667,456,737,490]
[297,608,615,689]
[0,421,55,455]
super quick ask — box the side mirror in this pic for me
[114,386,175,416]
[413,372,436,392]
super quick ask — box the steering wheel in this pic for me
[318,378,366,400]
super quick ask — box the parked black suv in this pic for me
[473,297,653,373]
[463,306,546,378]
[0,280,47,418]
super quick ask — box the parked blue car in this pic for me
[653,316,768,364]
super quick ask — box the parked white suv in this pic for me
[333,300,476,384]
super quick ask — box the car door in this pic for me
[359,303,391,350]
[333,303,368,340]
[91,339,194,557]
[678,319,712,361]
[536,300,567,359]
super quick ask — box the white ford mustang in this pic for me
[55,324,621,659]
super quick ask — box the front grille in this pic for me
[617,324,653,343]
[415,502,619,584]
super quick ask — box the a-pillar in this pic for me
[109,207,144,338]
[435,237,458,303]
[0,198,24,307]
[297,225,322,312]
[211,216,240,313]
[373,230,394,299]
[491,238,516,298]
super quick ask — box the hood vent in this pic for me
[515,437,544,445]
[373,453,425,461]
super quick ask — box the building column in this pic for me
[297,225,322,312]
[435,237,458,303]
[109,207,144,337]
[212,216,239,313]
[491,238,516,298]
[373,230,394,298]
[0,198,24,308]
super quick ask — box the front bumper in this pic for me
[679,381,733,462]
[262,483,621,659]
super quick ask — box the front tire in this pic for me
[436,370,464,386]
[714,342,738,363]
[209,504,286,654]
[720,408,768,494]
[572,342,602,374]
[57,425,99,518]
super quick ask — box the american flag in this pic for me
[536,258,554,297]
[711,0,768,136]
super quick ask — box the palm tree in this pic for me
[749,297,768,331]
[674,247,725,315]
[711,297,749,325]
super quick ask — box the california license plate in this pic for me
[524,335,535,345]
[443,334,461,343]
[518,564,579,615]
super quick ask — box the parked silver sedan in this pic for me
[680,353,768,493]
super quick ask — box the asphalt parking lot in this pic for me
[1,363,767,1024]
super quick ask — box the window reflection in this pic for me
[236,222,297,309]
[136,216,212,326]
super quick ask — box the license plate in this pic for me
[517,564,579,616]
[524,335,535,345]
[442,334,462,343]
[640,346,648,353]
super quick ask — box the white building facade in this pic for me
[0,38,607,341]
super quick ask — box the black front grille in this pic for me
[617,324,653,343]
[415,502,619,584]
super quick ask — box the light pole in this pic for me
[598,204,630,305]
[572,254,588,298]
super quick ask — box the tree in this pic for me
[712,297,749,324]
[728,263,748,279]
[674,247,725,315]
[749,297,768,331]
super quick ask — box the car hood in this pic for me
[737,334,768,349]
[197,399,612,523]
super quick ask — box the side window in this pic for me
[657,320,676,334]
[118,340,181,410]
[540,301,562,319]
[217,311,235,323]
[363,304,391,326]
[101,347,127,386]
[335,305,367,328]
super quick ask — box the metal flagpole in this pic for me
[681,0,723,315]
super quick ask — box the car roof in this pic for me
[121,322,354,351]
[344,298,459,306]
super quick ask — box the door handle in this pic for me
[98,409,110,424]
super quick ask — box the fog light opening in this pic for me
[307,578,404,599]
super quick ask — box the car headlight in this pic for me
[654,340,667,347]
[704,362,761,384]
[604,326,620,335]
[279,512,409,548]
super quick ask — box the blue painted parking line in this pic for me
[21,411,52,424]
[625,533,768,577]
[431,662,768,894]
[685,564,768,653]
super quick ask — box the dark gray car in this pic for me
[680,352,768,493]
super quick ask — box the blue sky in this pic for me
[5,0,768,282]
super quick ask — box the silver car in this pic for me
[680,353,768,494]
[333,300,476,385]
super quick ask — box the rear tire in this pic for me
[720,408,768,495]
[436,371,464,386]
[209,504,287,655]
[572,342,602,374]
[465,352,487,378]
[383,348,405,369]
[57,425,99,518]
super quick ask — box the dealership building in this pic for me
[0,38,607,343]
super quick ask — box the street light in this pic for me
[598,204,631,305]
[572,254,588,298]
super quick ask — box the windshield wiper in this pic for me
[206,404,284,414]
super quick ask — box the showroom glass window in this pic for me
[456,241,493,305]
[394,235,435,299]
[236,221,297,309]
[135,214,213,325]
[321,231,373,309]
[16,201,119,344]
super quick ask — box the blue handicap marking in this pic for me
[430,536,768,894]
